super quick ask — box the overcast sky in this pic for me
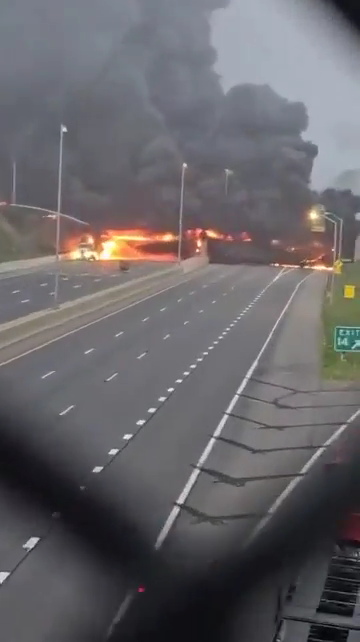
[212,0,360,189]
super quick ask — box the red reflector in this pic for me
[138,586,145,593]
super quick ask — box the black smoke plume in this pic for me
[318,187,359,253]
[0,0,317,234]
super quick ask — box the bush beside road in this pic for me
[0,209,55,262]
[322,261,360,380]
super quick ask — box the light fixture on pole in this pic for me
[54,124,67,307]
[177,162,187,265]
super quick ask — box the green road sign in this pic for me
[334,326,360,352]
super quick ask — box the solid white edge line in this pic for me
[154,271,306,551]
[107,268,306,634]
[249,406,360,542]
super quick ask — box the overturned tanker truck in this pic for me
[207,204,356,267]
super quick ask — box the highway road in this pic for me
[0,263,333,641]
[0,259,174,324]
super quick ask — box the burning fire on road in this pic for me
[68,227,222,262]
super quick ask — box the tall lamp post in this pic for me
[324,213,338,304]
[224,168,233,198]
[324,213,338,265]
[326,211,343,261]
[177,162,187,265]
[54,124,67,306]
[308,208,338,303]
[11,159,17,205]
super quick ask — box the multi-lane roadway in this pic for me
[0,260,172,324]
[0,262,331,641]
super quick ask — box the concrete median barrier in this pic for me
[181,255,209,273]
[0,265,185,349]
[0,255,55,273]
[0,253,72,274]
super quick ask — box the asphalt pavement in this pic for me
[0,263,330,641]
[0,260,174,324]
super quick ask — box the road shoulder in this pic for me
[164,272,359,564]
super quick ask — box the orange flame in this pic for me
[97,229,177,261]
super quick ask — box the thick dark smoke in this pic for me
[0,0,318,234]
[319,187,360,240]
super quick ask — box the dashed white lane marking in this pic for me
[190,291,195,295]
[23,537,40,552]
[84,348,94,355]
[41,370,55,379]
[115,331,124,338]
[105,373,118,382]
[73,284,81,289]
[123,434,133,441]
[12,289,20,294]
[107,267,295,633]
[109,448,120,456]
[21,299,30,303]
[142,317,149,323]
[59,405,75,416]
[199,309,204,313]
[0,266,252,367]
[184,320,189,325]
[40,283,47,287]
[18,266,293,588]
[177,298,183,302]
[160,307,166,312]
[153,276,311,548]
[0,573,10,585]
[137,352,147,360]
[212,299,216,304]
[163,334,170,340]
[94,278,101,282]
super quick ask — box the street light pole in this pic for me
[326,212,343,261]
[224,168,233,197]
[54,124,67,306]
[11,160,17,205]
[324,213,338,304]
[177,162,187,265]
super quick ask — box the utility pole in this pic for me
[177,162,187,264]
[54,124,67,307]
